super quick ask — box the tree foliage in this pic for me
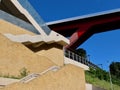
[76,48,87,58]
[109,62,120,85]
[86,62,120,86]
[76,48,120,86]
[86,67,109,81]
[20,67,29,78]
[110,62,120,79]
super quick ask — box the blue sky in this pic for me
[29,0,120,71]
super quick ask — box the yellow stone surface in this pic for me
[28,43,64,66]
[0,20,35,35]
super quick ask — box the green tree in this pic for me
[76,48,87,58]
[86,67,110,81]
[109,62,120,85]
[110,62,120,79]
[19,67,29,78]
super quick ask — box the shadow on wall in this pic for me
[25,43,63,52]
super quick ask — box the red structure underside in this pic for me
[48,11,120,49]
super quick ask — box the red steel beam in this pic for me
[47,10,120,49]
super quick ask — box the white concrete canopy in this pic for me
[0,0,69,45]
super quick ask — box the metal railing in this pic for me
[64,49,99,69]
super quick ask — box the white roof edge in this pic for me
[46,8,120,25]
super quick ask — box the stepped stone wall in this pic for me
[2,64,85,90]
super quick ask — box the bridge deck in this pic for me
[47,9,120,49]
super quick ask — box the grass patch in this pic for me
[86,73,120,90]
[0,67,29,79]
